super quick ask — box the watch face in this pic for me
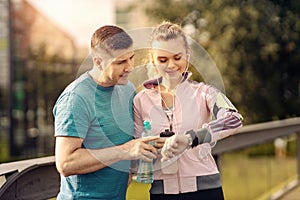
[187,134,193,146]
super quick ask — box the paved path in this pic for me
[280,184,300,200]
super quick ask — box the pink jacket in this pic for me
[133,75,242,194]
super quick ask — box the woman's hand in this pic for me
[161,135,189,161]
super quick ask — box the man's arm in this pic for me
[55,136,159,177]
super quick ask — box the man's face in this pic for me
[101,46,135,86]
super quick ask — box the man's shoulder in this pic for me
[55,73,95,106]
[66,72,91,89]
[63,73,95,95]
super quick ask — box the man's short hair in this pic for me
[91,25,133,55]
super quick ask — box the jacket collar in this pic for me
[143,72,191,89]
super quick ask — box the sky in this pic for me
[27,0,115,47]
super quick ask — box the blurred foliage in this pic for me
[5,44,79,160]
[245,142,275,157]
[236,134,296,157]
[145,0,300,124]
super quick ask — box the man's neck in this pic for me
[88,68,114,87]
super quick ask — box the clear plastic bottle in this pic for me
[136,120,154,183]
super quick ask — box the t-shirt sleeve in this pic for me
[53,92,90,138]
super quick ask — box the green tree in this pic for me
[145,0,300,124]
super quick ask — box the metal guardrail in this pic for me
[0,117,300,200]
[0,156,59,200]
[213,117,300,155]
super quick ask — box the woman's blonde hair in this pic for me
[149,21,189,50]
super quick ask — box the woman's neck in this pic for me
[159,82,176,109]
[161,77,181,90]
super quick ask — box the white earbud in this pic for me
[186,54,190,62]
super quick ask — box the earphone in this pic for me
[186,53,190,63]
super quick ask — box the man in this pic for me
[53,25,158,200]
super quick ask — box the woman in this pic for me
[133,22,243,200]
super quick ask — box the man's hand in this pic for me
[153,137,166,149]
[119,136,159,162]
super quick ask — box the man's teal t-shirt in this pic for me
[53,72,135,200]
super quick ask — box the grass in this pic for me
[126,153,297,200]
[0,134,9,162]
[221,153,297,200]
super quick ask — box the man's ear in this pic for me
[93,57,102,70]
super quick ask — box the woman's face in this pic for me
[151,37,189,82]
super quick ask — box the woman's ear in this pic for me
[93,57,102,70]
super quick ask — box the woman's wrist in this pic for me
[185,130,198,148]
[185,134,193,149]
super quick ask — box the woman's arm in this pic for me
[161,88,243,160]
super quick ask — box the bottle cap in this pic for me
[143,120,151,130]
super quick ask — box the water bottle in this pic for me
[136,120,154,183]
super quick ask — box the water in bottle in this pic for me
[136,120,154,183]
